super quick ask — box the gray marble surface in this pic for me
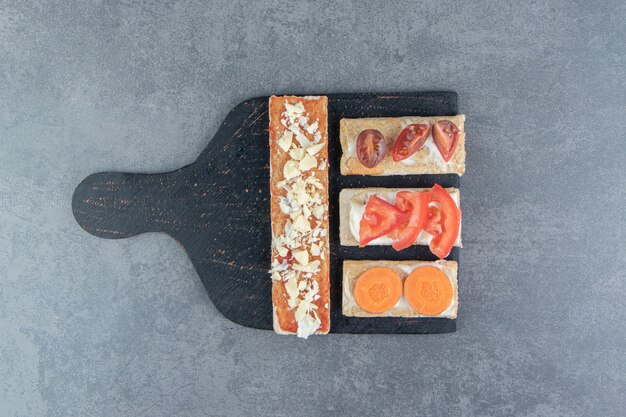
[1,1,625,416]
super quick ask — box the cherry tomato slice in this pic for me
[356,129,387,168]
[389,191,429,251]
[425,184,461,259]
[359,196,407,247]
[392,123,430,162]
[432,120,460,162]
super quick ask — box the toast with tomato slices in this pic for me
[340,115,466,176]
[339,187,462,249]
[269,95,331,339]
[342,260,458,318]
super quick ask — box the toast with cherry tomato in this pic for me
[340,115,465,175]
[339,186,462,258]
[342,260,458,318]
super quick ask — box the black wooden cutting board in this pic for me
[72,92,461,334]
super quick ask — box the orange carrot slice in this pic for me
[353,267,402,314]
[404,266,453,316]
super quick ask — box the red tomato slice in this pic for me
[359,196,407,247]
[425,205,442,236]
[432,120,460,162]
[392,123,430,162]
[389,191,429,251]
[426,184,461,259]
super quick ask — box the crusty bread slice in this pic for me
[342,260,458,318]
[339,187,462,247]
[340,115,466,176]
[269,96,330,337]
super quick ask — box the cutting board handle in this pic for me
[72,168,188,239]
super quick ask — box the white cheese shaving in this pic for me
[268,260,288,273]
[287,297,299,309]
[312,205,324,220]
[284,102,304,117]
[292,214,310,232]
[306,121,318,134]
[283,270,296,282]
[297,314,321,339]
[285,276,299,300]
[306,142,324,156]
[288,124,313,148]
[277,131,293,152]
[293,249,309,266]
[289,147,306,161]
[293,260,321,273]
[307,176,323,189]
[276,245,288,257]
[294,301,308,322]
[279,202,290,214]
[291,182,309,205]
[299,154,317,171]
[283,160,300,180]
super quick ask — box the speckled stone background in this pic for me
[1,1,625,416]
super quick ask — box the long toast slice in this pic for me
[269,96,330,338]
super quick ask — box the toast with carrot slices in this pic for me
[342,260,458,318]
